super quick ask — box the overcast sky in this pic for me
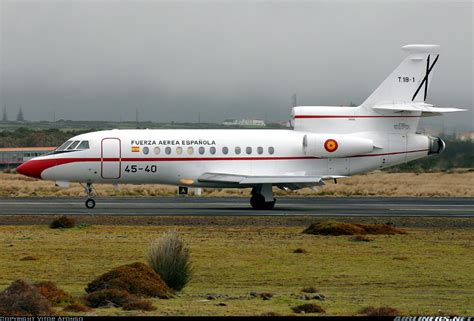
[0,0,472,130]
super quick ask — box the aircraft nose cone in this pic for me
[16,160,43,179]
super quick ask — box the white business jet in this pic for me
[16,44,465,209]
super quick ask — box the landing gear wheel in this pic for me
[85,198,96,209]
[250,194,276,210]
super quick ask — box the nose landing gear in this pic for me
[82,182,96,209]
[250,184,276,210]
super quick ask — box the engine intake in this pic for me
[303,134,374,158]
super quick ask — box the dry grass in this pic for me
[1,171,473,197]
[0,223,472,316]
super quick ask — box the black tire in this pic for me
[250,194,276,210]
[85,198,96,209]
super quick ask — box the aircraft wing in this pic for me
[198,172,345,185]
[373,103,466,116]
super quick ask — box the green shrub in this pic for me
[291,303,325,314]
[146,231,193,291]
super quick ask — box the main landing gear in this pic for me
[83,182,96,209]
[250,184,276,210]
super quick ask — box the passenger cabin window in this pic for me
[198,147,205,155]
[246,147,252,155]
[143,146,150,155]
[257,146,263,155]
[165,147,172,155]
[56,141,73,151]
[187,147,194,155]
[235,147,241,155]
[268,146,275,155]
[210,147,216,155]
[176,147,183,154]
[222,147,228,155]
[67,141,81,150]
[77,141,90,150]
[154,147,161,155]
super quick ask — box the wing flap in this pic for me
[198,172,345,185]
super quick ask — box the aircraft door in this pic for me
[101,138,121,179]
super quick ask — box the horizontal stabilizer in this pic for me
[373,103,466,116]
[198,172,346,185]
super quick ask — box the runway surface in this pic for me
[0,197,473,217]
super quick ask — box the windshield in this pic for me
[55,140,90,152]
[56,141,73,151]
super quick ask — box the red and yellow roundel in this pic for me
[324,139,338,152]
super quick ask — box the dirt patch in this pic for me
[0,280,53,316]
[301,287,319,294]
[303,220,407,236]
[291,303,325,314]
[293,248,307,254]
[20,255,39,261]
[49,216,76,229]
[85,262,172,298]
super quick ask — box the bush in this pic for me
[146,231,193,291]
[50,216,76,229]
[293,248,307,254]
[301,286,319,293]
[0,280,53,316]
[359,306,401,316]
[122,298,156,311]
[259,292,273,300]
[303,220,406,236]
[84,289,132,308]
[291,303,325,314]
[34,281,73,305]
[85,262,172,298]
[63,302,92,312]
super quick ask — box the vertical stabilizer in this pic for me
[361,44,440,108]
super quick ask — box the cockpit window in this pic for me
[56,140,73,151]
[67,140,81,150]
[77,141,90,150]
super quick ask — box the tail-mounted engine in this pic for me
[303,134,374,158]
[428,136,445,155]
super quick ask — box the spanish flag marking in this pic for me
[131,146,140,152]
[324,139,338,152]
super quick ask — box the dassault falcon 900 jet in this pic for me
[17,44,465,210]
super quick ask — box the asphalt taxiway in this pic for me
[0,197,473,217]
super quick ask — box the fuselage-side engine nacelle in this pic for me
[302,134,374,158]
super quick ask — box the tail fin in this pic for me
[361,44,440,108]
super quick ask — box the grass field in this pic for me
[1,170,473,198]
[0,217,473,316]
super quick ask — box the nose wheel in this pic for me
[85,198,96,209]
[82,182,97,209]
